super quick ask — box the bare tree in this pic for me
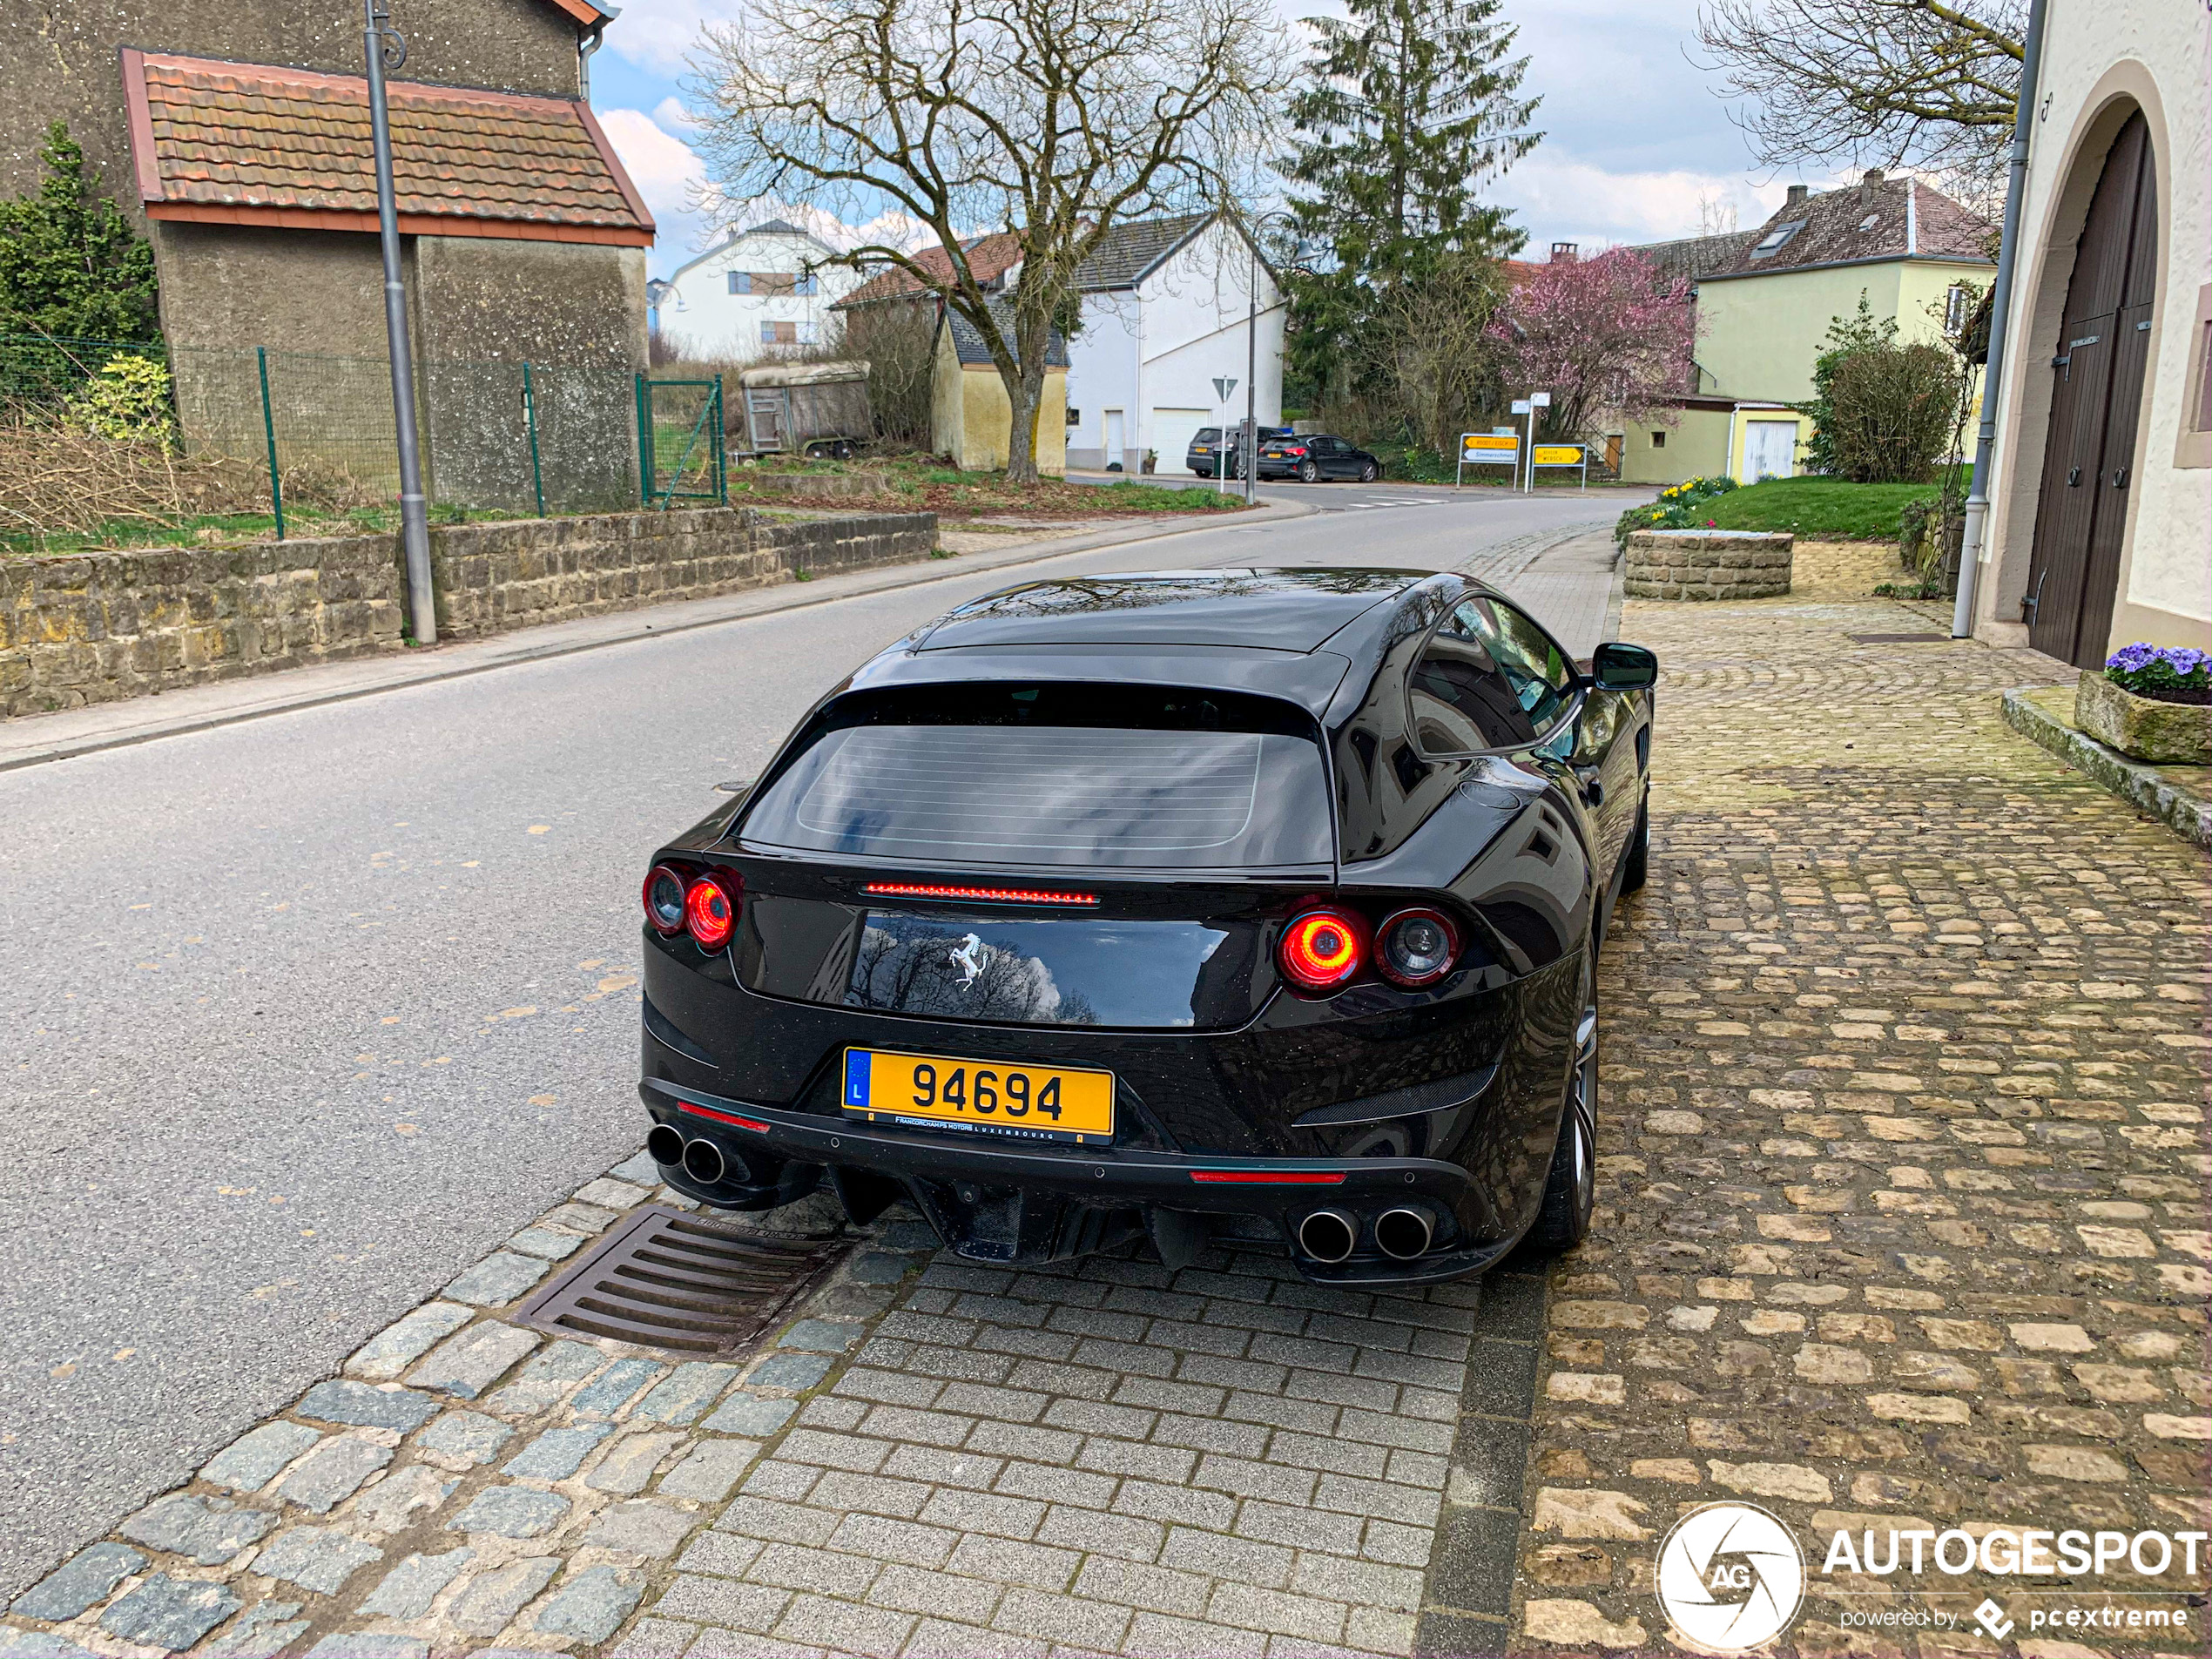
[688,0,1288,483]
[1697,0,2024,200]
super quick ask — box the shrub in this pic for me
[1821,341,1961,482]
[1615,474,1737,545]
[65,353,175,443]
[2105,644,2210,703]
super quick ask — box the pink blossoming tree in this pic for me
[1487,248,1698,442]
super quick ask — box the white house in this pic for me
[1962,0,2209,666]
[652,219,865,361]
[1062,212,1285,475]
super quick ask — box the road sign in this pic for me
[1212,376,1238,402]
[1529,442,1588,489]
[1456,431,1520,489]
[1530,391,1552,408]
[1509,399,1531,415]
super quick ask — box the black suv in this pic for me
[1185,426,1294,478]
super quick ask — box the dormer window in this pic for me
[1749,219,1805,258]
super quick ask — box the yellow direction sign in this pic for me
[1532,445,1583,465]
[1462,434,1518,455]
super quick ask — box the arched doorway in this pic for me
[2024,110,2158,667]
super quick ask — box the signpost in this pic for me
[1521,391,1551,491]
[1211,375,1238,493]
[1456,432,1519,488]
[1529,443,1588,489]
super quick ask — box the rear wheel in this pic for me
[1298,459,1319,482]
[1621,798,1649,894]
[1532,993,1598,1251]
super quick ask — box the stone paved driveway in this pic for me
[3,568,2202,1659]
[1501,585,2211,1654]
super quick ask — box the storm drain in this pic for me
[513,1204,846,1355]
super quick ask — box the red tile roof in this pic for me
[835,232,1024,308]
[120,51,652,246]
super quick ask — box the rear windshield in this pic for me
[1192,428,1221,444]
[738,684,1332,870]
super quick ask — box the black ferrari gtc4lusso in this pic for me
[637,569,1656,1283]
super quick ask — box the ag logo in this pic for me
[1654,1501,1806,1652]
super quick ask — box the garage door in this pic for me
[1150,408,1211,474]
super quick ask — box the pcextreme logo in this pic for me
[1655,1502,1807,1652]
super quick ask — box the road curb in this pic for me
[2000,685,2212,846]
[0,500,1317,775]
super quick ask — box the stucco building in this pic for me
[930,305,1068,475]
[3,0,654,508]
[1624,176,1993,487]
[653,220,865,363]
[1963,0,2209,666]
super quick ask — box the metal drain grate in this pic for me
[513,1204,846,1355]
[1847,632,1952,644]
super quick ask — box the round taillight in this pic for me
[685,873,737,950]
[644,864,690,935]
[1278,907,1368,992]
[1378,907,1460,987]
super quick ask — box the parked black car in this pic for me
[1186,426,1295,478]
[1258,433,1381,482]
[637,570,1656,1282]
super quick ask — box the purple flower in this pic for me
[2107,643,2158,672]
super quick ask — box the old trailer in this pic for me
[733,360,873,458]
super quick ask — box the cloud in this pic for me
[597,107,712,272]
[1488,153,1791,249]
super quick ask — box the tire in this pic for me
[1359,461,1379,482]
[1531,991,1598,1251]
[1621,797,1649,894]
[1298,459,1319,483]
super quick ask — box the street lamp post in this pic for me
[365,0,436,645]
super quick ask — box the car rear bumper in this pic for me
[637,1076,1523,1284]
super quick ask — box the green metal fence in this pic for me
[3,334,729,547]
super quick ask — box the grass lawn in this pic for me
[729,452,1254,522]
[1705,475,1942,540]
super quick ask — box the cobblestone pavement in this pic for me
[1504,581,2212,1655]
[3,568,2202,1659]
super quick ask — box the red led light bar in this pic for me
[678,1101,769,1132]
[1190,1169,1348,1185]
[863,882,1099,907]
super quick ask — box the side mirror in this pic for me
[1590,642,1658,691]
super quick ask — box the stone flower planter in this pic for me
[2075,672,2212,764]
[1623,529,1792,601]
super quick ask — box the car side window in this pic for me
[1407,598,1577,755]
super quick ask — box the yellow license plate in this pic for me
[841,1048,1114,1144]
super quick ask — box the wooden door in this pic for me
[2027,111,2159,666]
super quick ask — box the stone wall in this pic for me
[2,506,936,718]
[1623,529,1793,600]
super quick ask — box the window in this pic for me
[1749,219,1805,259]
[1945,284,1971,336]
[1408,597,1576,755]
[794,273,819,296]
[760,320,799,345]
[727,271,751,295]
[738,684,1332,870]
[1650,429,1667,449]
[798,320,819,345]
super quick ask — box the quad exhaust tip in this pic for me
[1298,1210,1357,1264]
[1374,1207,1433,1261]
[681,1136,726,1186]
[646,1123,686,1167]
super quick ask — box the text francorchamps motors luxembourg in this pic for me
[1656,1505,2207,1653]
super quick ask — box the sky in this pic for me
[588,0,1835,282]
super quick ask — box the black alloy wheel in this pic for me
[1533,992,1598,1250]
[1298,458,1319,483]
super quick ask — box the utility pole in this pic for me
[366,0,437,644]
[1951,0,2050,639]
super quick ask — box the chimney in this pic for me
[1549,241,1578,263]
[1784,184,1807,208]
[1862,169,1885,186]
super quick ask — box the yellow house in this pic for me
[1624,173,1994,486]
[930,303,1068,475]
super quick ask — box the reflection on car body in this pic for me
[636,568,1657,1282]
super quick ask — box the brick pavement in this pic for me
[1504,579,2212,1655]
[3,565,2202,1659]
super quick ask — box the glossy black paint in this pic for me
[637,568,1654,1283]
[1255,435,1382,482]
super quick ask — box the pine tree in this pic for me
[1280,0,1538,421]
[1285,0,1538,278]
[0,124,163,342]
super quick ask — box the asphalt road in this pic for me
[0,485,1639,1596]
